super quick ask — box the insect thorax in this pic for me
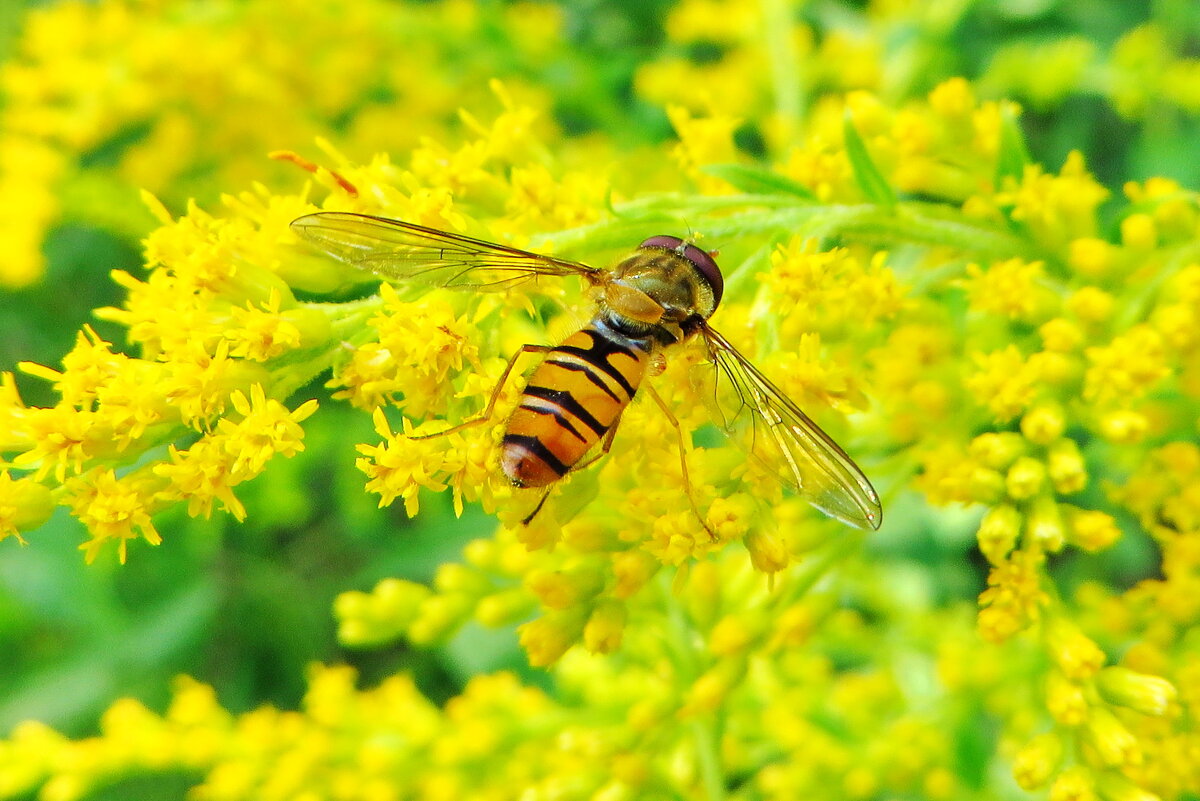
[602,249,718,346]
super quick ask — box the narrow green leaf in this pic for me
[994,103,1031,186]
[700,163,817,200]
[843,110,897,209]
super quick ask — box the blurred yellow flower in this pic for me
[3,4,1200,801]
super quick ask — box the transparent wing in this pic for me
[291,212,606,290]
[699,322,882,530]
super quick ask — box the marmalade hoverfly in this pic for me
[291,212,882,531]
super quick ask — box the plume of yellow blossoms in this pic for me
[0,0,574,287]
[2,71,1198,798]
[3,0,1200,796]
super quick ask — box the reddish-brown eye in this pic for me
[638,235,724,310]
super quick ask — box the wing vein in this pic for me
[700,322,882,530]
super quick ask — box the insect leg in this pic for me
[521,490,552,525]
[519,418,622,526]
[572,417,622,472]
[407,344,553,440]
[643,384,718,542]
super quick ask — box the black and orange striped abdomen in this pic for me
[501,323,649,487]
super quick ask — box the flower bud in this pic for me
[1048,439,1087,494]
[745,529,789,575]
[709,615,762,657]
[627,696,672,732]
[434,563,489,595]
[1021,403,1065,445]
[680,658,746,716]
[1006,457,1046,500]
[1120,213,1157,250]
[562,518,617,552]
[1013,732,1064,790]
[1049,766,1097,801]
[1067,508,1121,552]
[583,600,627,654]
[1096,666,1177,716]
[684,561,723,628]
[1040,318,1084,352]
[612,549,660,599]
[1068,237,1115,278]
[1068,287,1115,323]
[1047,620,1105,680]
[611,753,650,788]
[1099,410,1147,444]
[517,609,586,666]
[279,250,362,294]
[1095,771,1162,801]
[407,594,472,646]
[334,579,430,647]
[463,537,499,569]
[1026,496,1065,552]
[970,432,1028,470]
[770,604,816,650]
[968,467,1007,504]
[0,473,54,539]
[1083,707,1141,767]
[977,504,1021,565]
[526,566,604,609]
[1046,670,1088,726]
[475,588,536,627]
[375,577,432,619]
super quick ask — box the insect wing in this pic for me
[291,212,605,290]
[699,323,882,530]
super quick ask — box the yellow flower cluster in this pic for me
[639,3,1200,150]
[0,0,574,287]
[1,183,328,559]
[4,1,1200,798]
[0,87,611,562]
[1,554,1003,801]
[9,60,1197,794]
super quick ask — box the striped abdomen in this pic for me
[501,322,649,487]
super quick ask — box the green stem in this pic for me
[761,0,803,144]
[768,528,865,613]
[657,570,728,801]
[659,569,702,677]
[692,717,727,801]
[1114,238,1200,329]
[267,297,381,401]
[624,197,1033,259]
[305,294,384,331]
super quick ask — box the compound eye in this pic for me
[638,235,724,310]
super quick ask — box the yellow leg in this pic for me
[522,414,623,525]
[644,384,718,541]
[407,344,552,440]
[572,418,622,472]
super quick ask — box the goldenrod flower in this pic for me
[1097,667,1179,717]
[962,257,1055,322]
[0,470,54,544]
[1051,765,1099,801]
[1014,732,1066,790]
[68,468,162,564]
[4,5,1200,801]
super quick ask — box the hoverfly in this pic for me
[291,212,882,531]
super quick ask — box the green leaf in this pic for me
[843,110,897,209]
[700,163,816,200]
[994,103,1031,186]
